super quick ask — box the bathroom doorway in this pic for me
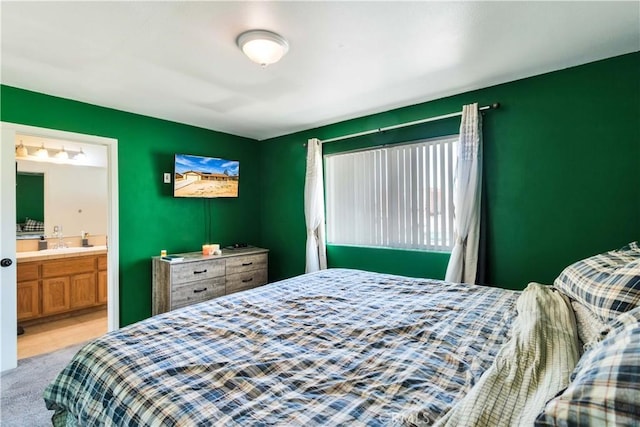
[0,122,119,372]
[16,135,109,358]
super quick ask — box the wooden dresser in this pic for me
[152,247,268,315]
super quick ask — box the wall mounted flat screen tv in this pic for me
[174,153,239,198]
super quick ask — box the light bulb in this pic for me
[35,144,49,158]
[16,142,28,157]
[55,147,69,160]
[74,148,87,161]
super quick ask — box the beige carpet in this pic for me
[0,342,85,427]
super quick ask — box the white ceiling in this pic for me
[2,1,638,141]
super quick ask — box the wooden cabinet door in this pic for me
[70,273,97,309]
[98,255,107,271]
[42,277,71,315]
[17,280,40,320]
[97,270,108,304]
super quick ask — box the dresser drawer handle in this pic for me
[241,277,253,283]
[193,288,208,293]
[242,262,253,266]
[193,269,207,274]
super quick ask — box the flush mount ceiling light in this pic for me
[236,29,289,67]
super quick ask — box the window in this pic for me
[325,135,457,251]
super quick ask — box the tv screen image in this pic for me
[174,153,239,198]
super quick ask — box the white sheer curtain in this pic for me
[304,138,327,273]
[445,103,482,284]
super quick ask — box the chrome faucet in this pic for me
[52,225,68,249]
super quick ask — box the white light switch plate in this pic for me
[163,173,171,184]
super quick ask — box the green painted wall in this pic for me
[260,52,640,290]
[16,173,44,223]
[3,52,638,325]
[1,86,262,326]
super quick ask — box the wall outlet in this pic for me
[163,173,171,184]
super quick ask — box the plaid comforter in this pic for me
[44,269,519,426]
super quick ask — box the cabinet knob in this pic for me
[0,258,13,268]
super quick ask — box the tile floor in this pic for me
[17,309,107,359]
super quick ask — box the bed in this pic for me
[16,218,45,240]
[44,243,640,426]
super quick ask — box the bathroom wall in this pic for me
[17,159,108,238]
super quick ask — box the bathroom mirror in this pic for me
[16,172,45,239]
[16,159,108,239]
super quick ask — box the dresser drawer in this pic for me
[226,268,268,295]
[152,248,269,315]
[170,259,225,285]
[226,253,268,274]
[171,277,225,310]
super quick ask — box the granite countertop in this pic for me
[17,245,108,262]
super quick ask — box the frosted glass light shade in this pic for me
[36,144,49,158]
[55,147,69,159]
[15,143,28,157]
[237,30,289,67]
[74,148,87,161]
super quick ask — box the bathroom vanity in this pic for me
[17,246,107,322]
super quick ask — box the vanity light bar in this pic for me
[15,144,89,162]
